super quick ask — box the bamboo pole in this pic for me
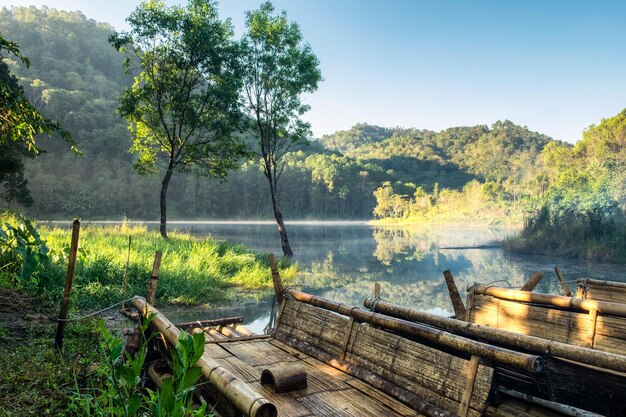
[363,297,626,373]
[471,284,626,317]
[286,289,543,373]
[554,266,572,296]
[520,272,544,291]
[580,278,626,290]
[55,219,80,351]
[146,251,162,306]
[175,317,244,330]
[132,296,277,417]
[443,270,466,318]
[121,235,132,309]
[272,330,457,417]
[268,253,284,305]
[458,355,480,417]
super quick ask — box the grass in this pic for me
[35,223,298,309]
[0,286,103,416]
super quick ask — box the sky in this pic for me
[1,1,625,143]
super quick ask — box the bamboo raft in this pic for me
[361,271,626,416]
[130,285,559,417]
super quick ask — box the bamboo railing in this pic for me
[286,288,543,373]
[131,296,277,417]
[471,284,626,316]
[363,297,626,373]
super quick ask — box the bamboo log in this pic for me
[458,355,480,417]
[471,285,626,317]
[286,289,542,373]
[260,365,307,393]
[268,254,284,305]
[146,251,162,306]
[272,330,457,417]
[580,279,626,290]
[443,270,466,318]
[498,387,604,417]
[363,297,626,373]
[176,317,244,330]
[555,266,572,297]
[55,219,80,351]
[520,272,544,291]
[131,296,277,417]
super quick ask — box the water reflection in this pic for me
[77,221,626,332]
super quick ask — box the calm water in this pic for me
[146,221,626,333]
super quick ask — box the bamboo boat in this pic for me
[361,272,626,416]
[130,284,562,417]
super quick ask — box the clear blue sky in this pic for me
[2,0,625,143]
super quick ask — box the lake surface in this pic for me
[149,221,626,333]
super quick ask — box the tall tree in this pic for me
[110,0,246,238]
[241,1,322,256]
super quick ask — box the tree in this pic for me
[241,1,322,256]
[110,0,247,238]
[0,32,75,208]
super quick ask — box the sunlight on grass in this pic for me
[37,223,297,309]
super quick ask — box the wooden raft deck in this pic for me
[201,337,423,417]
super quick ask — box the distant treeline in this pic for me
[2,5,626,261]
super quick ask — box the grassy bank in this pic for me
[0,213,297,415]
[1,214,297,310]
[504,215,626,263]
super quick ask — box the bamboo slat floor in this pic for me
[201,337,425,417]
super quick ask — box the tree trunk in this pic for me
[159,167,174,239]
[269,181,293,257]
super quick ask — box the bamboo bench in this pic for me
[466,284,626,354]
[271,289,545,417]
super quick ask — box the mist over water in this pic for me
[147,221,626,333]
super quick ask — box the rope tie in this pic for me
[56,298,135,322]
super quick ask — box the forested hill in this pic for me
[1,6,559,221]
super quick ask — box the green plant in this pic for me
[70,317,211,417]
[0,212,50,290]
[146,331,209,417]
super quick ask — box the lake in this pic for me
[150,221,626,333]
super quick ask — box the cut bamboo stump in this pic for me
[443,270,466,318]
[520,272,544,291]
[260,365,307,393]
[555,266,572,296]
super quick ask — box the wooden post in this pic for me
[520,271,544,291]
[443,270,466,318]
[268,253,284,304]
[121,235,132,309]
[458,355,480,417]
[55,219,80,351]
[554,266,572,296]
[588,308,598,348]
[374,282,381,299]
[146,251,162,306]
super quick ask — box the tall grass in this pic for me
[1,214,297,309]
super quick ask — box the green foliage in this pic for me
[508,109,626,262]
[0,211,50,289]
[0,32,75,154]
[110,0,248,237]
[145,332,208,417]
[35,223,297,309]
[70,319,211,417]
